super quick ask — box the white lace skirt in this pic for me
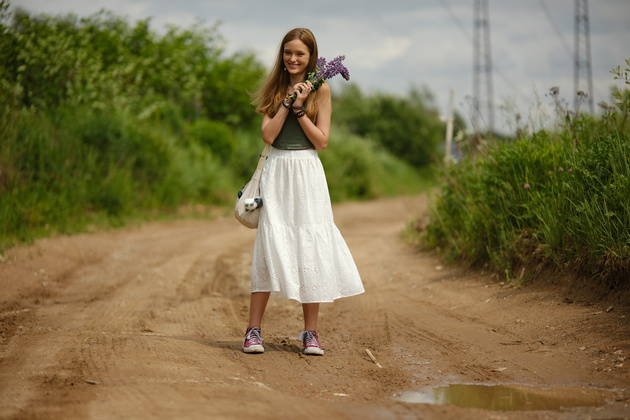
[250,148,364,303]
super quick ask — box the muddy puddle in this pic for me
[396,383,621,411]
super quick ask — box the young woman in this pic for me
[243,28,364,356]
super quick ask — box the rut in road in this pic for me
[1,196,628,420]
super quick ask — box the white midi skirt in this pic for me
[251,148,365,303]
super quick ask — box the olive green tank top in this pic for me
[272,112,315,150]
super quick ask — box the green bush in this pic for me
[333,84,463,169]
[1,6,265,126]
[188,119,236,161]
[321,126,432,202]
[421,63,630,290]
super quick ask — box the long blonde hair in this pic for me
[251,28,321,121]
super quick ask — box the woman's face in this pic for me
[283,38,310,78]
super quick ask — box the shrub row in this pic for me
[419,65,630,290]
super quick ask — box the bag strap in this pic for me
[256,144,272,171]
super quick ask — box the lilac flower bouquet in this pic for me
[288,55,350,100]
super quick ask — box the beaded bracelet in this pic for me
[294,110,306,118]
[282,98,292,109]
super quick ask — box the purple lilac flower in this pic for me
[313,55,350,85]
[524,183,531,189]
[288,56,350,100]
[568,168,573,173]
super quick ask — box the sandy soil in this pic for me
[1,195,629,420]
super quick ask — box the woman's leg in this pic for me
[302,303,320,331]
[301,303,324,355]
[248,292,270,328]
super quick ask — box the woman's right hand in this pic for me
[292,81,314,105]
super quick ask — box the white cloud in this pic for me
[352,36,413,70]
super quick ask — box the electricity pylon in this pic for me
[473,0,494,134]
[574,0,594,113]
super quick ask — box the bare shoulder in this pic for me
[318,82,331,96]
[317,82,331,105]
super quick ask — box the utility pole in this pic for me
[473,0,494,134]
[445,87,454,164]
[574,0,594,113]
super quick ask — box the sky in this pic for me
[10,0,630,134]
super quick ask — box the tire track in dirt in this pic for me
[1,197,629,420]
[0,220,259,418]
[66,223,258,419]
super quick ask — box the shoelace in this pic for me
[245,328,263,344]
[300,331,320,347]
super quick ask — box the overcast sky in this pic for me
[11,0,630,133]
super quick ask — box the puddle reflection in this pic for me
[397,384,617,411]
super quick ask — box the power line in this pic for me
[436,0,471,40]
[537,0,573,60]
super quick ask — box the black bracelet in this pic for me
[294,110,306,118]
[291,105,304,110]
[282,98,291,109]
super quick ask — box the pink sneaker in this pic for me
[242,327,264,353]
[300,331,324,356]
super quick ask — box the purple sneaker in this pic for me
[242,327,264,353]
[300,330,324,356]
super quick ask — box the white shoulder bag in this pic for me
[234,144,272,229]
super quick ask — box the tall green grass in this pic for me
[0,106,432,250]
[418,69,630,290]
[0,106,236,248]
[320,126,434,202]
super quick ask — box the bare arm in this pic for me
[261,104,290,145]
[261,81,332,151]
[293,82,331,151]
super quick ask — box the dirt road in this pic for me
[1,196,629,419]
